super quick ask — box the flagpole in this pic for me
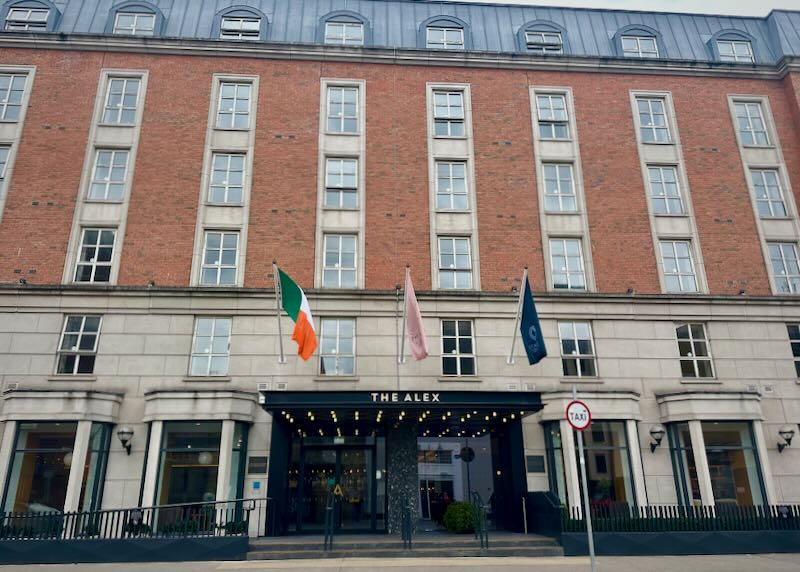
[507,266,528,365]
[398,265,409,364]
[272,261,286,364]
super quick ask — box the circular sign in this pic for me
[565,400,592,431]
[459,447,475,463]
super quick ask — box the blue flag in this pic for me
[520,278,547,365]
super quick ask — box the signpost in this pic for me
[566,390,597,572]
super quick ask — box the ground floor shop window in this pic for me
[78,424,112,511]
[544,422,568,505]
[668,422,701,506]
[579,421,635,508]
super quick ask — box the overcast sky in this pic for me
[466,0,798,17]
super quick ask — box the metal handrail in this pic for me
[471,491,489,549]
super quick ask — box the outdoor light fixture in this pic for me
[649,424,666,453]
[117,426,134,455]
[778,425,796,453]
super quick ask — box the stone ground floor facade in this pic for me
[0,286,798,536]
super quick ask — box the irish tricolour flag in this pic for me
[277,268,318,360]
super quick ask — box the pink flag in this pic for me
[405,269,429,360]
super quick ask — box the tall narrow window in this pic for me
[0,145,9,180]
[648,166,683,215]
[441,319,475,376]
[542,164,577,212]
[559,321,596,377]
[56,315,101,374]
[200,231,239,286]
[549,238,586,290]
[438,237,472,289]
[4,7,49,30]
[787,324,800,378]
[734,102,769,147]
[426,26,464,50]
[74,228,116,283]
[636,98,670,143]
[324,158,358,209]
[189,317,231,376]
[323,234,357,288]
[659,240,698,293]
[751,169,786,218]
[701,422,765,506]
[324,21,364,46]
[216,82,251,129]
[435,162,468,210]
[579,421,635,506]
[667,422,701,506]
[113,12,156,36]
[526,31,563,54]
[219,16,261,40]
[88,150,129,201]
[319,318,355,376]
[621,35,658,58]
[0,73,26,121]
[544,423,569,505]
[717,40,754,63]
[536,94,569,140]
[102,77,140,125]
[208,153,245,204]
[327,86,358,133]
[675,323,714,378]
[433,91,465,137]
[768,242,800,294]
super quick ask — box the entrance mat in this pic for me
[0,536,248,564]
[562,530,800,556]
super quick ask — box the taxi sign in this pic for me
[566,399,592,431]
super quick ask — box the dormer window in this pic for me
[621,35,659,58]
[5,6,48,30]
[325,20,363,46]
[717,39,753,63]
[113,11,155,36]
[427,25,464,50]
[526,31,563,54]
[220,15,261,41]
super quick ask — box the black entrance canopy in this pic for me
[259,390,543,410]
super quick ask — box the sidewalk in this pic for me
[2,554,800,572]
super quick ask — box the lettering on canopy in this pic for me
[370,392,441,403]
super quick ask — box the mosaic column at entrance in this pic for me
[386,421,418,534]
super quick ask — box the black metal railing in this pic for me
[0,498,268,541]
[562,503,800,533]
[400,496,414,550]
[471,492,489,549]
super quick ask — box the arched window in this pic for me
[319,10,370,46]
[1,0,60,32]
[106,1,165,37]
[517,20,569,55]
[709,29,756,64]
[613,24,664,59]
[212,6,268,42]
[419,15,470,51]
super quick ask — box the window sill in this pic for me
[322,207,360,212]
[183,376,231,382]
[559,377,603,384]
[653,213,689,218]
[641,141,675,146]
[438,376,481,383]
[205,202,244,207]
[741,144,775,150]
[314,376,359,382]
[432,135,468,141]
[539,137,573,143]
[759,216,794,221]
[48,375,97,382]
[324,131,361,137]
[679,377,720,384]
[543,210,581,216]
[212,127,251,133]
[84,199,124,205]
[97,122,135,128]
[435,209,472,214]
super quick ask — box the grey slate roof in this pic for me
[5,0,800,65]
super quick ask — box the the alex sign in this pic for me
[565,399,592,431]
[370,392,441,403]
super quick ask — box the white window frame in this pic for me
[751,169,787,218]
[542,163,577,213]
[113,12,156,36]
[5,7,49,31]
[536,94,569,140]
[326,86,359,134]
[733,101,770,147]
[208,152,246,204]
[189,317,232,377]
[659,240,698,293]
[56,315,102,375]
[319,318,356,376]
[74,228,116,283]
[647,165,684,215]
[636,97,671,143]
[0,73,27,122]
[101,77,141,125]
[525,31,563,54]
[440,319,476,377]
[438,236,473,290]
[322,234,358,288]
[675,323,714,378]
[621,35,659,58]
[432,90,465,138]
[768,242,800,294]
[324,157,358,209]
[558,321,597,378]
[426,26,464,50]
[324,21,364,46]
[216,82,252,130]
[88,149,129,201]
[717,40,754,63]
[787,324,800,378]
[435,161,468,211]
[219,16,261,41]
[200,231,239,286]
[549,238,586,291]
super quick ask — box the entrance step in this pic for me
[247,533,564,560]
